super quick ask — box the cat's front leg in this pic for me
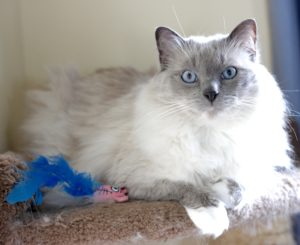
[180,186,229,238]
[131,179,235,238]
[184,202,228,238]
[184,178,242,238]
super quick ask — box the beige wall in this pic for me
[19,0,272,85]
[1,0,271,153]
[0,0,24,152]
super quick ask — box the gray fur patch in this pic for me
[131,179,219,208]
[226,178,242,208]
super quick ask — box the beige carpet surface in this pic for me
[1,152,299,245]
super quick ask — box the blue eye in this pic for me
[181,70,198,83]
[221,66,237,80]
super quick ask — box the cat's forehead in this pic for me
[178,33,245,69]
[186,33,228,44]
[184,33,229,55]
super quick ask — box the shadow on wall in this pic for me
[269,1,300,244]
[269,0,300,127]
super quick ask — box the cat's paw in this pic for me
[185,203,229,238]
[212,178,242,209]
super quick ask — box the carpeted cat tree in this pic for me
[1,150,300,245]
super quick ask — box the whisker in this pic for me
[155,104,191,120]
[133,101,195,132]
[290,110,300,116]
[142,103,182,118]
[283,90,300,93]
[287,120,298,142]
[133,105,180,127]
[171,5,186,37]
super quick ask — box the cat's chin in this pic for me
[201,109,219,120]
[197,110,242,129]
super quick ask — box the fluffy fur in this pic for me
[19,19,292,237]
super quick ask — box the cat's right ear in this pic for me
[155,27,184,70]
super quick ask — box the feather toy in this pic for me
[6,155,128,207]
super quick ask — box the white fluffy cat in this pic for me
[20,19,292,237]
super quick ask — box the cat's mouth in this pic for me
[202,102,230,119]
[203,108,218,119]
[205,101,220,111]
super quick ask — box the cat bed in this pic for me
[1,152,300,244]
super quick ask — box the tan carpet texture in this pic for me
[1,152,300,244]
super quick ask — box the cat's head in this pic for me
[154,19,260,126]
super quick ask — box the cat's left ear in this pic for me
[228,19,257,61]
[155,27,185,70]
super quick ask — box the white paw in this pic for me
[185,203,229,238]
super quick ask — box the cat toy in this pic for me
[6,155,128,206]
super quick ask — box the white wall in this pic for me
[0,0,24,152]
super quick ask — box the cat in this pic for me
[19,19,292,237]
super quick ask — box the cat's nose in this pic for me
[203,89,219,103]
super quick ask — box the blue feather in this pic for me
[35,190,43,205]
[6,155,101,205]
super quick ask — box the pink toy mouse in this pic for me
[93,185,128,203]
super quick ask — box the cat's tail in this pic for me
[19,67,80,157]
